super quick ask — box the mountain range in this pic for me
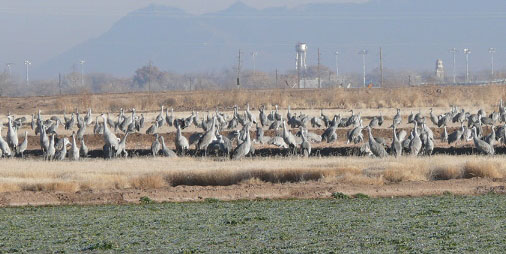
[35,0,506,77]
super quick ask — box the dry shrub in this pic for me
[167,168,327,187]
[0,183,22,193]
[130,174,167,189]
[168,170,251,187]
[239,177,264,185]
[429,165,463,180]
[337,174,384,186]
[384,169,412,183]
[21,182,79,192]
[252,168,323,183]
[463,161,503,179]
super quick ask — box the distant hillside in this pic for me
[35,0,506,77]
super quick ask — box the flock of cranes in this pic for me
[1,99,506,160]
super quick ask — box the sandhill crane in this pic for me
[321,115,338,143]
[175,123,189,155]
[369,116,379,128]
[407,111,414,124]
[155,106,165,127]
[160,136,177,158]
[119,109,135,132]
[138,113,145,130]
[16,131,28,158]
[472,126,494,155]
[65,113,75,130]
[429,108,438,126]
[478,109,487,118]
[452,109,465,123]
[151,134,161,157]
[232,124,251,160]
[366,126,387,158]
[462,126,472,142]
[259,106,268,127]
[146,121,159,135]
[107,113,117,130]
[76,123,86,141]
[45,134,56,161]
[100,114,119,156]
[80,139,88,157]
[255,123,271,144]
[209,134,229,156]
[347,120,364,144]
[300,128,311,157]
[245,104,256,124]
[480,114,495,126]
[54,137,69,161]
[94,116,103,134]
[392,108,402,127]
[448,124,464,145]
[69,132,79,161]
[197,116,217,155]
[441,126,448,142]
[409,122,422,156]
[282,120,297,154]
[391,126,402,157]
[0,125,12,157]
[39,124,49,153]
[6,116,18,152]
[483,126,497,146]
[30,114,36,130]
[166,108,174,127]
[114,132,129,157]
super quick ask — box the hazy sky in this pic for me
[0,0,364,76]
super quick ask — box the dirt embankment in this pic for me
[0,178,504,207]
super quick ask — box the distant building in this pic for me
[435,59,445,81]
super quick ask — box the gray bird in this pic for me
[232,124,251,160]
[391,126,402,157]
[409,123,422,156]
[300,129,311,157]
[472,126,494,155]
[16,131,28,158]
[366,126,388,158]
[151,134,161,157]
[160,136,177,158]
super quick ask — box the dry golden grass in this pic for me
[2,85,506,115]
[0,156,504,193]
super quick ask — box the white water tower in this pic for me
[295,43,307,71]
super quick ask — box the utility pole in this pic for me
[489,48,496,78]
[317,48,321,88]
[251,51,258,74]
[148,61,152,94]
[5,63,14,76]
[24,60,31,85]
[359,50,368,87]
[237,49,241,88]
[58,73,62,95]
[335,51,339,82]
[79,60,85,86]
[464,48,471,83]
[449,48,457,84]
[379,47,383,88]
[275,68,278,87]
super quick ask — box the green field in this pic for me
[1,195,505,253]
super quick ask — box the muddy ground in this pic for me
[0,178,504,207]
